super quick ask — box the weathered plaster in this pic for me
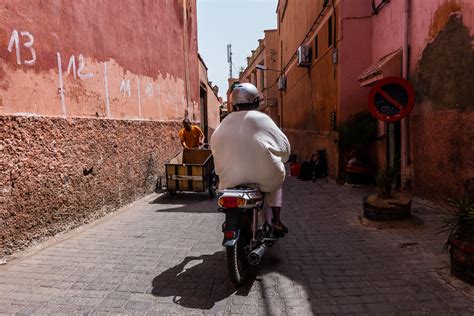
[413,15,474,111]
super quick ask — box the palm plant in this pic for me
[441,196,474,251]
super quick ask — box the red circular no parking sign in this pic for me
[368,77,415,122]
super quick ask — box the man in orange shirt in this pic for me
[179,118,205,149]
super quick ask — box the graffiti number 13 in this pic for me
[7,30,36,66]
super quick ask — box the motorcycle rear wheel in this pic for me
[226,238,249,285]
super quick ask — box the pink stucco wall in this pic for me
[206,89,221,135]
[0,0,199,121]
[372,0,474,76]
[339,0,373,123]
[371,1,404,63]
[198,56,221,137]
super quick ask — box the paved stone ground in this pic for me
[0,176,473,315]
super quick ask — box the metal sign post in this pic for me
[227,44,233,78]
[388,122,395,166]
[368,76,415,179]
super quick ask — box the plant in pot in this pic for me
[441,196,474,284]
[363,163,411,221]
[338,112,377,185]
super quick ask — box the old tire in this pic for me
[226,239,249,286]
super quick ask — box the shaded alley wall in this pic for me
[0,0,199,255]
[278,0,344,178]
[198,56,221,140]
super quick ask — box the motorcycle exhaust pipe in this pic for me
[248,244,267,265]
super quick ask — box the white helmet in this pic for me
[231,83,259,110]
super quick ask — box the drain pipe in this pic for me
[401,0,411,191]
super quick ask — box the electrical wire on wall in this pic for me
[372,0,390,15]
[331,0,337,80]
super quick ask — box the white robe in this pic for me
[210,111,290,193]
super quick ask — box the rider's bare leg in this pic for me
[268,188,287,233]
[271,207,282,225]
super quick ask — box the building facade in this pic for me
[238,30,280,124]
[360,0,474,200]
[277,0,474,201]
[0,0,199,255]
[198,54,222,139]
[277,0,372,178]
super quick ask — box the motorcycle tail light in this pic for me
[224,231,236,239]
[218,197,245,208]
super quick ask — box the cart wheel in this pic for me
[208,173,219,198]
[209,187,216,198]
[168,190,177,196]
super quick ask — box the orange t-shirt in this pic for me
[179,125,204,148]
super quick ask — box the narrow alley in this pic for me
[1,177,472,315]
[1,1,473,315]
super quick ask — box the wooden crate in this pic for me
[165,149,214,193]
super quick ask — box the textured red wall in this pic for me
[411,111,474,200]
[0,117,182,255]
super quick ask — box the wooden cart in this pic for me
[165,149,218,197]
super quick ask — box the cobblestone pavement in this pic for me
[1,176,473,315]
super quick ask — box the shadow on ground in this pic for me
[151,192,215,205]
[150,192,219,213]
[151,251,254,310]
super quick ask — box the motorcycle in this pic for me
[217,186,283,285]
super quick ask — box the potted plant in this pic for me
[363,163,411,221]
[442,196,474,284]
[338,112,377,185]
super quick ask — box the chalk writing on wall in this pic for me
[120,79,131,98]
[4,29,191,120]
[146,82,153,97]
[56,52,66,116]
[77,55,93,79]
[66,55,77,79]
[66,55,94,79]
[7,30,36,65]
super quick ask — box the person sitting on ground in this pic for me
[298,154,316,181]
[298,150,328,181]
[210,83,290,235]
[179,118,204,149]
[313,150,328,179]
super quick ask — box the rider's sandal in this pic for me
[273,221,288,237]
